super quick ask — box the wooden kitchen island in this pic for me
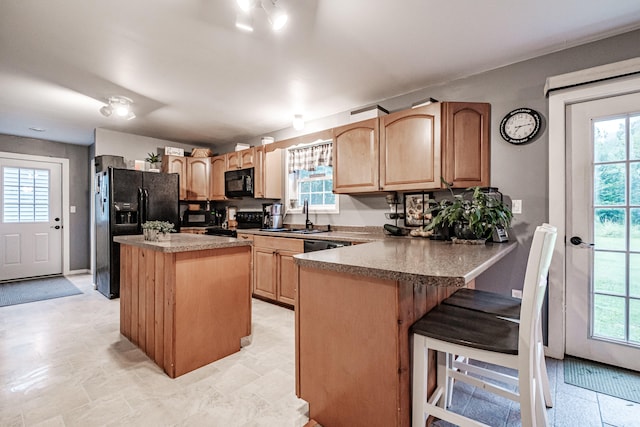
[294,238,517,427]
[114,234,252,378]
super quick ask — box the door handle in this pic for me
[570,236,594,248]
[51,225,61,229]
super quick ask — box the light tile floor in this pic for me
[1,273,639,426]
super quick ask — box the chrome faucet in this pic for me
[303,199,313,230]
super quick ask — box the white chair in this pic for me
[440,285,553,409]
[411,224,557,427]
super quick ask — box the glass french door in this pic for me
[566,91,640,370]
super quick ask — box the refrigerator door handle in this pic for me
[138,187,146,227]
[143,188,149,223]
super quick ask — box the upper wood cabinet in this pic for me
[331,102,490,193]
[441,102,490,188]
[162,155,211,201]
[209,155,227,201]
[380,103,442,191]
[227,147,256,170]
[332,118,379,194]
[161,155,188,200]
[185,157,210,200]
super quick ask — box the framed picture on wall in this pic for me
[404,192,433,227]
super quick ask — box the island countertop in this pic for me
[294,238,517,287]
[114,233,251,253]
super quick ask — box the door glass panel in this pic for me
[632,208,640,252]
[594,164,625,205]
[594,251,626,294]
[631,115,640,160]
[630,299,640,344]
[591,115,637,346]
[594,208,626,250]
[594,118,626,162]
[631,254,640,298]
[593,294,626,340]
[3,167,50,223]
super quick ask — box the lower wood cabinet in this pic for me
[252,235,303,306]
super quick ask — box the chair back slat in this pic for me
[519,224,557,355]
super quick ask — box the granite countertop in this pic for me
[235,228,385,243]
[113,234,252,253]
[294,239,517,287]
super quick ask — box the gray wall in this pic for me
[247,29,640,294]
[0,134,90,271]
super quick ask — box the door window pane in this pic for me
[594,208,626,251]
[594,118,626,162]
[631,115,640,160]
[593,294,626,340]
[630,254,640,298]
[632,162,640,205]
[3,167,50,223]
[594,251,626,294]
[594,164,625,206]
[630,299,640,344]
[632,209,640,252]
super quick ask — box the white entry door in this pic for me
[566,91,640,371]
[0,157,63,281]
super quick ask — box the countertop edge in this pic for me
[114,235,252,253]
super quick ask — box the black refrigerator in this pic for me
[94,167,180,299]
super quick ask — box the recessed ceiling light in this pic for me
[28,127,46,132]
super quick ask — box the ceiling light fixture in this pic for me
[100,96,136,120]
[293,114,304,130]
[235,0,288,32]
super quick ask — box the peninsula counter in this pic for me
[294,238,517,427]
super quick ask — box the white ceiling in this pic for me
[2,0,640,148]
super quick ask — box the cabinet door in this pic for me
[253,247,276,299]
[442,102,490,188]
[240,147,256,168]
[380,104,441,191]
[161,155,187,200]
[227,151,240,169]
[186,157,210,200]
[264,149,283,199]
[210,155,227,201]
[253,147,265,199]
[277,250,298,305]
[333,118,379,193]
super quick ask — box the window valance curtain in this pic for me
[288,143,332,173]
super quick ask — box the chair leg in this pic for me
[537,341,553,407]
[535,374,550,427]
[437,350,449,409]
[412,334,428,427]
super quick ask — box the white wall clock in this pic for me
[499,108,542,144]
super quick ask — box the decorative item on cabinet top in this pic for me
[191,148,213,157]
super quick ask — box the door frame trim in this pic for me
[0,151,70,276]
[548,74,640,358]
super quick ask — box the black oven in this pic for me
[225,168,254,198]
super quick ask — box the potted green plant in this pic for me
[142,220,175,241]
[145,152,160,170]
[428,185,513,242]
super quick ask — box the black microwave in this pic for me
[225,168,254,198]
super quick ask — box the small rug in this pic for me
[0,276,82,307]
[564,356,640,403]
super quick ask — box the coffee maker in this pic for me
[262,203,283,230]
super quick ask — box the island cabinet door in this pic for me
[253,247,277,300]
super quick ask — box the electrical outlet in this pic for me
[512,289,523,299]
[512,199,522,214]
